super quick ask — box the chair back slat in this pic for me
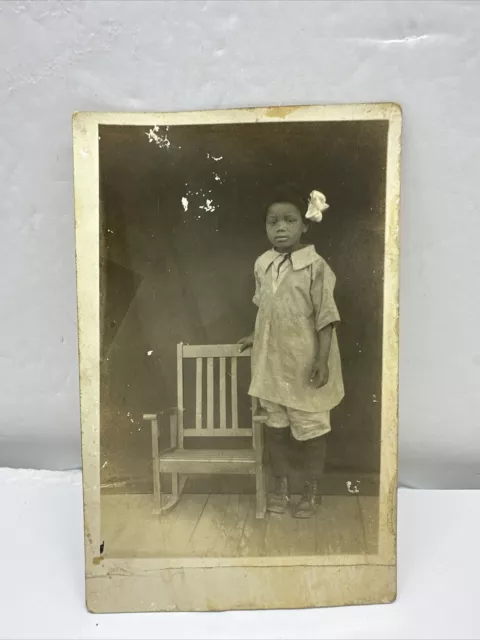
[219,357,227,429]
[177,343,184,448]
[231,356,238,430]
[177,344,252,441]
[206,357,214,430]
[195,358,203,430]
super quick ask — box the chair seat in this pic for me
[182,426,253,436]
[159,448,256,475]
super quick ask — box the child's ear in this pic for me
[302,222,308,234]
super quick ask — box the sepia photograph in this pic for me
[74,104,401,612]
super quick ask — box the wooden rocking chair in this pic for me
[143,343,267,519]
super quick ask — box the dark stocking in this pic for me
[300,434,326,481]
[265,426,290,477]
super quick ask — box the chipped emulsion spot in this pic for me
[346,480,360,494]
[147,350,153,356]
[207,153,225,185]
[199,199,216,213]
[183,188,218,216]
[146,125,171,149]
[181,151,226,217]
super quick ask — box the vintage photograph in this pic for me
[74,104,400,611]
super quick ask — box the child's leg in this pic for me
[259,399,290,475]
[265,426,290,477]
[301,433,327,481]
[292,434,327,518]
[259,399,291,514]
[288,409,330,518]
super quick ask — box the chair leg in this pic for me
[172,473,179,499]
[253,418,267,519]
[150,416,162,514]
[255,468,267,519]
[153,463,162,514]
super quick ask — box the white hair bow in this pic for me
[305,190,329,223]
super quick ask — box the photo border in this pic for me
[73,103,401,612]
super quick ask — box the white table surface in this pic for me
[0,468,478,639]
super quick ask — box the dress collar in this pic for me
[257,245,319,272]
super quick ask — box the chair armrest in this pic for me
[143,409,178,449]
[143,407,177,421]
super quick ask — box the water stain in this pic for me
[265,106,299,119]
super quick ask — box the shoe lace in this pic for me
[301,480,318,501]
[273,476,288,495]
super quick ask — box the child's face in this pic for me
[266,202,307,251]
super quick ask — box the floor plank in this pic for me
[358,496,379,555]
[102,493,209,558]
[314,496,365,555]
[293,507,317,556]
[101,494,154,555]
[264,511,297,557]
[264,503,317,557]
[189,494,250,557]
[101,493,368,559]
[157,494,210,557]
[237,497,267,557]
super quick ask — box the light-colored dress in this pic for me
[248,245,344,414]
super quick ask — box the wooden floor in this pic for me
[101,493,378,558]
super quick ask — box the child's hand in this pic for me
[237,335,254,352]
[310,362,329,388]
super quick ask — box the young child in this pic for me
[238,185,344,518]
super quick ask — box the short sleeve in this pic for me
[252,261,261,307]
[311,261,340,331]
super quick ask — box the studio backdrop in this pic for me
[99,120,387,495]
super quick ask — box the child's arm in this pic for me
[238,332,254,352]
[310,260,340,388]
[238,260,260,352]
[310,324,333,387]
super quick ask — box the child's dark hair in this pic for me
[264,183,308,219]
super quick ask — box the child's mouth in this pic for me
[275,236,289,243]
